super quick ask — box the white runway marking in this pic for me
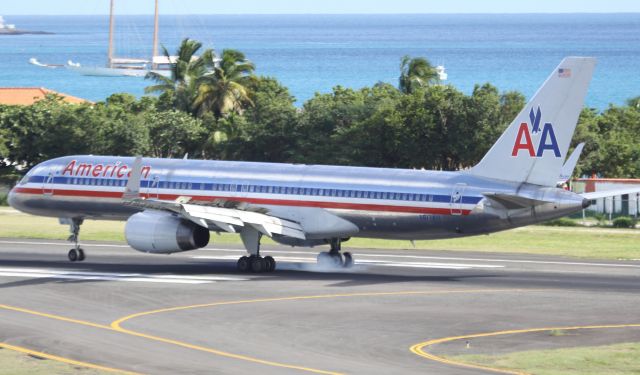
[0,267,248,284]
[191,255,504,270]
[198,248,640,269]
[0,240,131,248]
[2,240,639,269]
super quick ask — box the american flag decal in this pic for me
[558,68,571,78]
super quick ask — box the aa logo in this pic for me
[511,107,561,158]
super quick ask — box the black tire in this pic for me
[251,257,265,273]
[68,249,78,262]
[330,252,344,267]
[77,248,85,262]
[237,256,250,272]
[343,252,354,268]
[264,256,276,272]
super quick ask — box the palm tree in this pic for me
[193,49,256,119]
[398,55,440,94]
[145,38,215,115]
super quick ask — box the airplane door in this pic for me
[450,183,466,215]
[147,175,160,199]
[42,171,54,196]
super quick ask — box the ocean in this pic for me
[1,14,639,109]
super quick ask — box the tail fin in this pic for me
[469,57,596,186]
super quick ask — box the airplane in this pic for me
[8,57,638,273]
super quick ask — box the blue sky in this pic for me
[3,0,640,15]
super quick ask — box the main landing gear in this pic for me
[237,255,276,273]
[237,227,276,273]
[66,218,85,262]
[317,238,354,269]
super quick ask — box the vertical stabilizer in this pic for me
[469,57,596,186]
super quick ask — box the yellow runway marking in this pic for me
[0,341,141,375]
[0,304,112,330]
[410,323,640,375]
[110,289,535,374]
[1,289,539,374]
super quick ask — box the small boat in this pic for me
[29,58,64,68]
[1,15,53,35]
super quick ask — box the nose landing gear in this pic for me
[64,218,85,262]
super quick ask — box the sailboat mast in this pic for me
[107,0,115,68]
[152,0,159,69]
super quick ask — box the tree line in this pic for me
[1,38,639,181]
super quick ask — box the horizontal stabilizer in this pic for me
[483,193,552,209]
[558,143,584,184]
[582,188,640,200]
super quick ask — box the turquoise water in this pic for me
[1,14,639,108]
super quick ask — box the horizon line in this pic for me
[5,11,640,16]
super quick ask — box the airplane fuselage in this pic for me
[8,155,587,244]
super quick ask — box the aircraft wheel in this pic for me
[77,248,86,262]
[68,249,78,262]
[251,257,265,273]
[330,252,344,267]
[237,256,250,272]
[264,256,276,272]
[343,252,353,268]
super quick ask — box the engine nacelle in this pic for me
[125,211,210,254]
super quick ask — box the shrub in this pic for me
[541,217,580,227]
[612,216,637,229]
[0,193,7,206]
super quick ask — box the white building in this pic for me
[572,178,640,217]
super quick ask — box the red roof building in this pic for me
[0,87,90,105]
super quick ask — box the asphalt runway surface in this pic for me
[1,238,640,374]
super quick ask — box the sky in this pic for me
[3,0,640,15]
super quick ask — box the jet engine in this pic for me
[125,211,210,253]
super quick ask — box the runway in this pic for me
[1,238,639,374]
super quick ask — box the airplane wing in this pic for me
[122,156,306,240]
[581,188,640,201]
[558,143,584,185]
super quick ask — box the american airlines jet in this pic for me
[8,57,635,273]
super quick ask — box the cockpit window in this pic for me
[18,166,39,185]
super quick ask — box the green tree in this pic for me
[144,110,207,158]
[399,55,440,94]
[88,98,150,156]
[3,95,93,169]
[231,76,299,162]
[193,49,256,119]
[145,38,215,115]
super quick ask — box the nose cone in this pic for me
[7,188,17,209]
[7,187,23,212]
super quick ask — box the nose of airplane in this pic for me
[7,186,24,212]
[7,186,17,209]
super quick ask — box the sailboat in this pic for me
[65,0,173,77]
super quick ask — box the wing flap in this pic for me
[126,198,306,240]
